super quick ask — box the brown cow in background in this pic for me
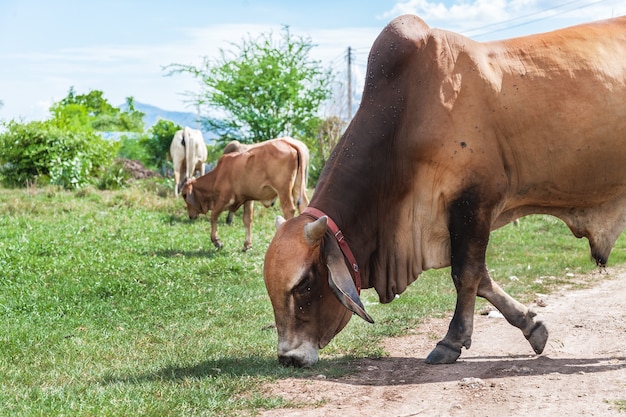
[180,137,309,251]
[222,137,310,226]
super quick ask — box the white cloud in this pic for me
[382,0,516,28]
[179,24,380,67]
[381,0,626,39]
[0,21,381,122]
[3,2,625,123]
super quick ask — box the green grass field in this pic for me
[1,180,624,416]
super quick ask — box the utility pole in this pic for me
[347,46,352,120]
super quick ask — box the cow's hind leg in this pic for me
[173,170,181,197]
[242,200,254,252]
[477,274,548,355]
[277,189,297,220]
[174,162,181,197]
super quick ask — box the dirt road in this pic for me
[261,267,626,416]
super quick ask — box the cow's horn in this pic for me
[325,239,374,324]
[304,216,327,245]
[275,216,286,229]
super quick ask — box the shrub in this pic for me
[0,120,117,189]
[116,134,151,166]
[96,159,132,190]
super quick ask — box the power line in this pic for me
[328,50,346,66]
[467,0,605,39]
[463,0,590,35]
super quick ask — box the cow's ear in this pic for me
[304,216,327,246]
[325,239,374,324]
[186,191,197,208]
[275,216,286,230]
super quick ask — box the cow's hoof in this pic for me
[526,321,548,354]
[424,342,461,364]
[242,244,252,252]
[212,239,224,249]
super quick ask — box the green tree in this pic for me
[116,134,151,165]
[115,119,183,174]
[166,26,332,146]
[145,119,181,171]
[316,116,345,166]
[50,87,145,132]
[306,115,346,184]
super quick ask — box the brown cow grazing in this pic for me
[181,137,309,251]
[263,15,626,367]
[222,138,310,226]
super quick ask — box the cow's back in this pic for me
[393,17,626,208]
[215,140,298,204]
[483,18,626,208]
[385,16,626,228]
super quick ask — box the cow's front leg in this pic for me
[425,268,481,364]
[425,192,491,364]
[477,273,548,355]
[242,200,254,251]
[210,210,224,249]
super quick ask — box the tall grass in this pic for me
[1,181,624,416]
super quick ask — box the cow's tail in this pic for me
[183,127,193,182]
[180,128,186,147]
[293,143,310,213]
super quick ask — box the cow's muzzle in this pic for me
[277,342,319,368]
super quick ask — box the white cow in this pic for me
[170,127,207,197]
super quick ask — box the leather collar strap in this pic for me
[303,207,362,294]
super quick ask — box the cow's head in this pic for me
[180,178,210,219]
[263,215,374,367]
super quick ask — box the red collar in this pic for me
[303,207,362,294]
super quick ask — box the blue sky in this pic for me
[1,0,624,122]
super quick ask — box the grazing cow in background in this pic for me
[263,15,626,367]
[180,137,309,251]
[222,137,310,226]
[170,127,207,197]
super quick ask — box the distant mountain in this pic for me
[132,101,200,129]
[119,101,215,143]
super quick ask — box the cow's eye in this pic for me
[292,274,312,295]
